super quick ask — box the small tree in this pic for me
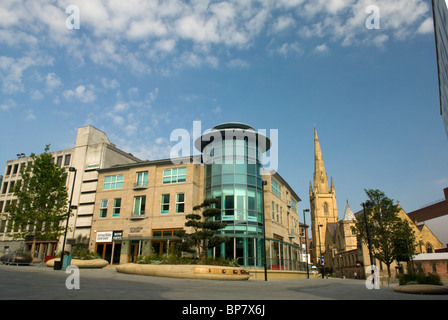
[3,145,69,251]
[353,189,401,282]
[176,198,228,263]
[392,218,417,274]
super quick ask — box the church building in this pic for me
[309,128,443,280]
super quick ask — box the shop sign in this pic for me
[113,231,123,241]
[96,231,113,243]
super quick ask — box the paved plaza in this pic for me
[0,264,447,302]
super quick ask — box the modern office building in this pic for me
[432,0,448,140]
[0,126,140,256]
[90,123,306,269]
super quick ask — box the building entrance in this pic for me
[95,242,121,264]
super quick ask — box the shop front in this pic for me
[94,230,123,264]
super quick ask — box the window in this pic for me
[163,167,186,184]
[112,198,121,217]
[161,194,170,214]
[324,202,329,215]
[103,174,124,190]
[57,156,63,166]
[13,164,19,174]
[272,201,275,220]
[133,196,146,216]
[271,178,281,198]
[6,165,12,175]
[136,171,148,187]
[8,181,15,193]
[64,154,71,166]
[100,200,108,218]
[176,193,185,213]
[2,182,8,194]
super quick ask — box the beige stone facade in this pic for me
[89,157,204,264]
[89,157,307,268]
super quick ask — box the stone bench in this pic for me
[116,263,250,280]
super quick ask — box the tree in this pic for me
[176,198,228,263]
[392,219,417,274]
[353,189,404,282]
[3,145,69,250]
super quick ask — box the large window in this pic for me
[176,193,185,213]
[161,194,170,214]
[100,200,108,218]
[271,178,281,198]
[112,198,121,217]
[136,171,148,187]
[163,167,186,184]
[133,196,146,216]
[104,174,124,190]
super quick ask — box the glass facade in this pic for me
[198,123,270,267]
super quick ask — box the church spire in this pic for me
[313,127,330,194]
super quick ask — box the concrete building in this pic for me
[432,0,448,140]
[407,187,448,249]
[89,123,307,269]
[0,126,140,257]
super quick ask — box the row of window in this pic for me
[272,200,299,230]
[103,168,187,191]
[4,154,71,177]
[99,193,186,218]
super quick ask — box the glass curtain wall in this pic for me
[203,134,264,267]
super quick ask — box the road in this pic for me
[0,264,445,317]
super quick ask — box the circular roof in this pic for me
[194,122,271,153]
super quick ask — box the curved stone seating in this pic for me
[46,258,109,268]
[394,284,448,295]
[116,263,250,281]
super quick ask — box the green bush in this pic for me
[398,272,442,286]
[136,253,239,267]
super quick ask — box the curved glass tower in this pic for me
[195,123,271,266]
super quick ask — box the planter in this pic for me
[394,284,448,295]
[46,258,109,269]
[116,263,250,281]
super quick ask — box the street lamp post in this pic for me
[56,167,76,270]
[362,201,376,285]
[362,201,374,269]
[261,180,268,281]
[318,224,324,277]
[303,209,310,279]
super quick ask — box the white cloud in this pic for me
[227,58,250,69]
[24,109,36,121]
[63,84,96,103]
[0,55,52,93]
[45,73,62,92]
[314,43,329,54]
[417,17,434,34]
[0,0,433,74]
[0,98,16,111]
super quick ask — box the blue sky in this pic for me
[1,0,447,223]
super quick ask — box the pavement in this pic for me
[1,264,447,301]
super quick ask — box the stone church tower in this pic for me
[309,128,338,265]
